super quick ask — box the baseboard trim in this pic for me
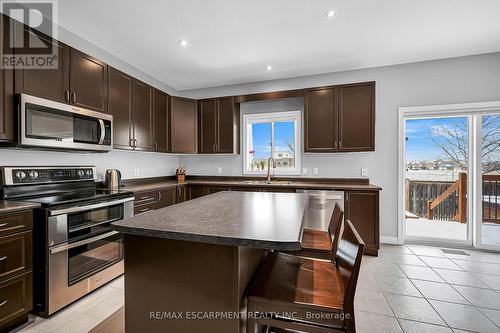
[380,236,400,245]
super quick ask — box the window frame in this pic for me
[242,110,302,175]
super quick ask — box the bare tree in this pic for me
[286,140,295,155]
[431,115,500,173]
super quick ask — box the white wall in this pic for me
[179,52,500,240]
[0,149,179,181]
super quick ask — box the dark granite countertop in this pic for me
[120,180,181,193]
[0,200,40,214]
[120,177,381,193]
[112,191,309,250]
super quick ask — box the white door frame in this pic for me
[398,101,500,248]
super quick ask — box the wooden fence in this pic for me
[406,173,500,224]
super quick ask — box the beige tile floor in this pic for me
[356,244,500,333]
[13,276,124,333]
[12,244,500,333]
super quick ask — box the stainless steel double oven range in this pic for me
[1,166,134,316]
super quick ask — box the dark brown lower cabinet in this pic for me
[176,186,187,203]
[344,190,379,256]
[0,210,33,332]
[208,186,230,194]
[157,188,176,209]
[133,186,186,214]
[189,185,209,200]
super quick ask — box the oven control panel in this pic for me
[1,167,97,185]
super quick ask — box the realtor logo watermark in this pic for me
[1,0,58,69]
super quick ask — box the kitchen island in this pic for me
[112,191,309,333]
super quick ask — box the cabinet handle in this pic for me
[134,139,137,148]
[139,208,150,213]
[158,192,162,201]
[71,92,77,104]
[64,91,70,103]
[0,300,7,307]
[0,256,6,261]
[339,140,342,148]
[129,138,133,147]
[0,223,8,228]
[155,142,158,150]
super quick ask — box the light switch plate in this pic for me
[217,167,222,174]
[134,168,140,176]
[361,168,368,177]
[302,168,308,176]
[312,168,319,176]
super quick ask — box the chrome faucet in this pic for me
[266,157,276,184]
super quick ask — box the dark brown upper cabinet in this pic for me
[171,97,197,154]
[133,80,153,150]
[304,87,338,152]
[108,67,133,149]
[108,69,154,152]
[14,23,70,104]
[153,89,170,152]
[69,49,108,113]
[198,97,239,154]
[198,99,217,153]
[338,82,375,152]
[217,97,239,153]
[0,15,14,142]
[304,81,375,153]
[12,19,107,113]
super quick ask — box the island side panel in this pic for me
[123,235,265,333]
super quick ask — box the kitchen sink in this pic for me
[242,180,294,185]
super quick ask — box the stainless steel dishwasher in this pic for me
[297,189,344,231]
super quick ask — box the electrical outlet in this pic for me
[302,168,308,176]
[134,168,140,176]
[361,168,368,177]
[217,167,222,174]
[312,168,319,176]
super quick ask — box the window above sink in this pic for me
[242,110,302,175]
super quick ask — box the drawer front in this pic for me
[0,232,32,282]
[0,272,32,330]
[134,202,156,215]
[134,191,157,204]
[0,212,32,237]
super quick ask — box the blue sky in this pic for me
[405,117,467,161]
[251,121,294,159]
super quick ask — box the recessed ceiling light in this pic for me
[266,65,272,71]
[178,39,189,47]
[325,9,336,19]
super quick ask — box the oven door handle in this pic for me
[49,231,120,254]
[49,197,134,216]
[98,119,105,145]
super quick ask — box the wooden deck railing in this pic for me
[406,173,500,224]
[427,173,467,223]
[483,174,500,224]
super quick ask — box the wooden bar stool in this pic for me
[283,203,344,260]
[246,220,365,333]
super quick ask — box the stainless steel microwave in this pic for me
[18,94,113,152]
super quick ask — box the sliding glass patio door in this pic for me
[476,114,500,250]
[404,116,473,246]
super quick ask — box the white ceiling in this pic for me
[58,0,500,91]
